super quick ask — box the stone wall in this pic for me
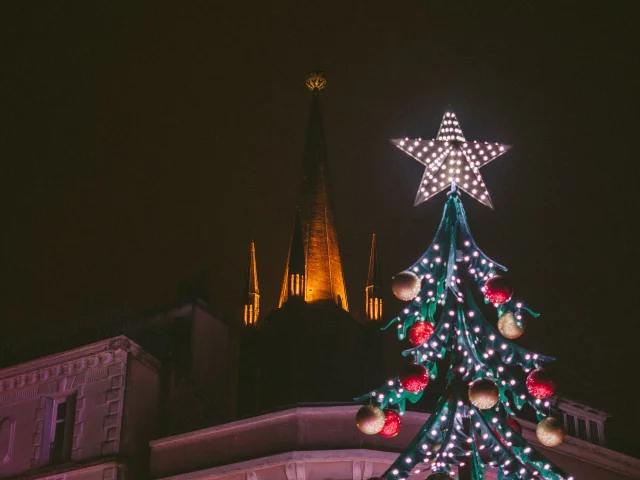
[0,337,159,480]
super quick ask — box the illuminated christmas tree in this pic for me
[355,112,572,480]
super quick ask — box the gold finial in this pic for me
[305,71,327,92]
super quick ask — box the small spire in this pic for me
[279,208,307,306]
[365,233,383,321]
[243,239,260,326]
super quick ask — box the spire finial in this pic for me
[305,71,326,92]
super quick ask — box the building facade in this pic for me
[0,336,158,479]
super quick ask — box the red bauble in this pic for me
[482,276,513,305]
[407,321,435,347]
[507,416,523,435]
[379,409,402,437]
[494,417,522,445]
[493,428,507,445]
[399,362,429,393]
[526,368,556,399]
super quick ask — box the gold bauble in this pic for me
[497,312,525,339]
[355,405,385,435]
[468,379,500,410]
[536,417,565,447]
[391,271,421,301]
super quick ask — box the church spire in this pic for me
[279,72,349,310]
[243,239,260,326]
[365,233,383,321]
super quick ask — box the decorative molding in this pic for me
[0,385,38,406]
[353,460,363,480]
[150,406,361,448]
[156,450,398,480]
[0,416,16,464]
[363,461,373,480]
[0,335,157,403]
[353,460,373,480]
[285,461,305,480]
[86,367,109,384]
[22,459,122,480]
[246,470,258,480]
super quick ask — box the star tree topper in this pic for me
[391,111,511,208]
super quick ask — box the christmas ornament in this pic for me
[482,276,513,305]
[407,321,435,346]
[379,409,402,438]
[355,405,385,435]
[494,416,523,445]
[497,311,525,339]
[468,379,500,410]
[536,417,565,447]
[507,416,523,435]
[526,369,556,399]
[390,111,511,207]
[399,362,429,393]
[391,271,421,301]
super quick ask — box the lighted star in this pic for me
[391,111,511,208]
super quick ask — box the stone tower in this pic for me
[254,73,365,412]
[279,72,349,310]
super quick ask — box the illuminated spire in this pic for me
[279,73,349,310]
[243,239,260,326]
[279,208,306,305]
[365,233,383,321]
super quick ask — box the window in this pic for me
[40,394,76,465]
[589,420,600,444]
[577,417,587,440]
[565,414,576,436]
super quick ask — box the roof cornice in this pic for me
[0,335,158,400]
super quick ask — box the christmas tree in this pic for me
[355,112,572,480]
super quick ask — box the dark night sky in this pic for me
[2,1,639,454]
